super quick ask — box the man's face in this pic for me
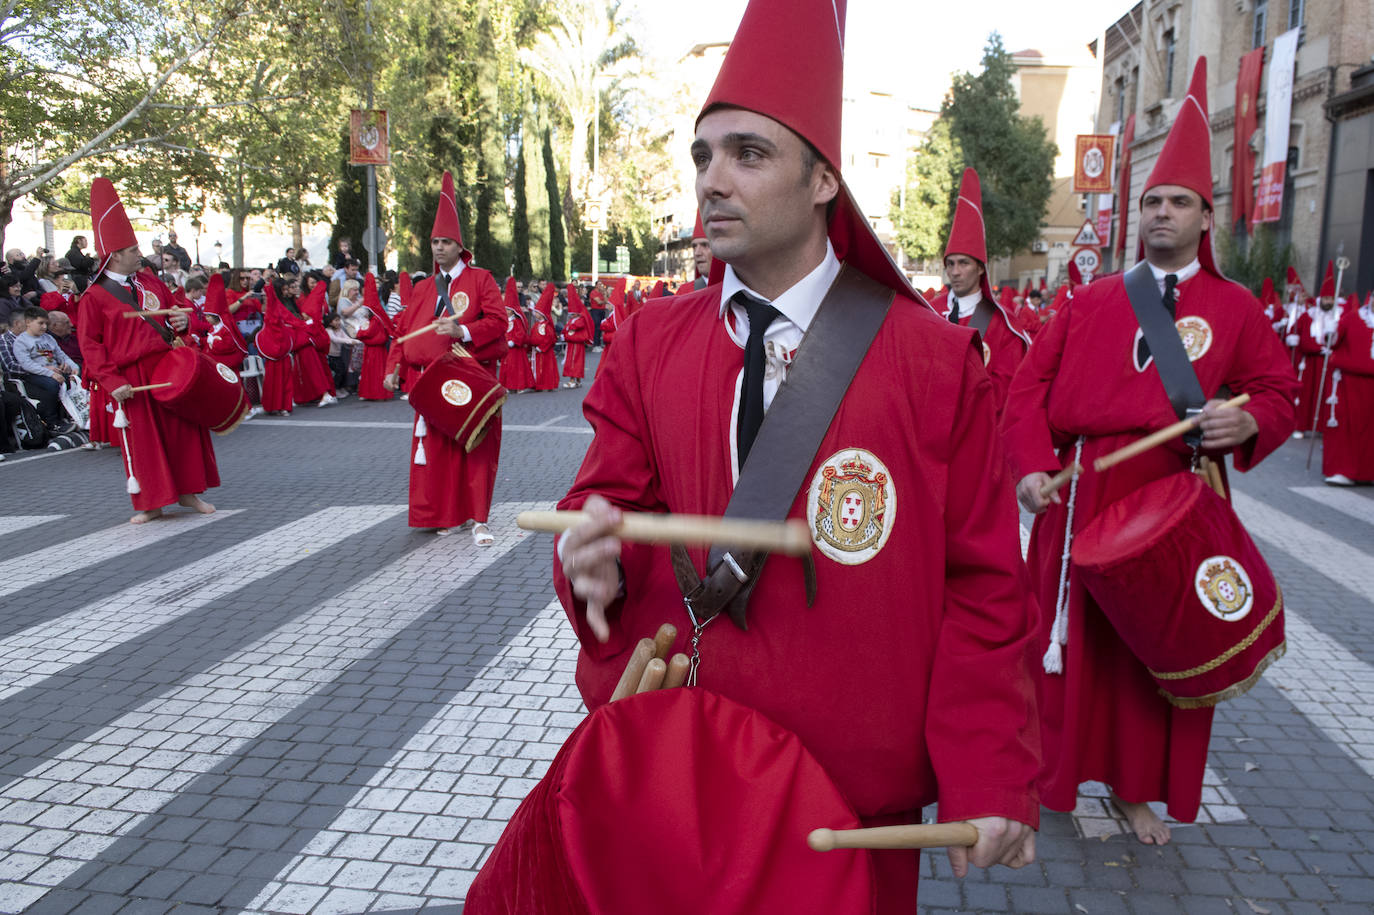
[168,231,177,243]
[431,237,461,271]
[692,107,838,277]
[6,249,24,266]
[692,238,712,275]
[1140,185,1211,262]
[344,263,358,279]
[24,314,47,337]
[1319,296,1335,312]
[49,314,71,337]
[108,244,143,275]
[944,254,984,298]
[73,237,86,250]
[152,241,163,254]
[162,253,177,271]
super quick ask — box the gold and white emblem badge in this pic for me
[139,287,160,311]
[982,341,992,366]
[454,291,469,314]
[1194,555,1254,622]
[441,379,473,406]
[1175,315,1213,362]
[807,449,895,565]
[216,363,239,384]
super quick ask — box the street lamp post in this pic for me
[591,85,600,285]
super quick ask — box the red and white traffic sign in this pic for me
[1071,246,1101,278]
[1071,219,1104,248]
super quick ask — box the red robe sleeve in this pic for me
[461,271,507,364]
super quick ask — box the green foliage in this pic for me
[1217,223,1295,295]
[543,126,568,280]
[331,133,371,271]
[511,127,534,280]
[891,120,963,262]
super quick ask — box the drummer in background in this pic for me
[1004,59,1297,845]
[384,170,506,545]
[556,0,1040,908]
[77,178,219,524]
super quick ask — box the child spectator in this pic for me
[12,306,78,433]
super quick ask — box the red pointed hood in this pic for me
[1039,277,1047,291]
[1051,284,1071,309]
[945,168,988,266]
[566,282,591,318]
[533,282,556,318]
[90,178,139,277]
[205,273,248,353]
[503,277,519,310]
[1067,260,1083,285]
[363,273,395,335]
[300,278,329,322]
[1319,261,1335,298]
[398,271,414,311]
[1259,276,1278,306]
[1285,266,1305,296]
[998,287,1015,309]
[1139,58,1221,276]
[431,170,471,271]
[648,280,666,299]
[696,0,920,305]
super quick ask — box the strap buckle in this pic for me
[1184,405,1204,451]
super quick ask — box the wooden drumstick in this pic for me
[609,638,656,702]
[1093,393,1251,472]
[807,822,980,852]
[651,623,677,661]
[121,308,185,317]
[635,658,667,694]
[395,321,442,344]
[518,511,812,557]
[1038,462,1082,499]
[662,653,690,689]
[126,382,174,394]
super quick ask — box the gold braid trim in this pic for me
[1161,641,1287,709]
[462,386,507,453]
[1149,586,1284,680]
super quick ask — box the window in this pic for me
[1164,30,1177,97]
[1130,67,1139,116]
[1115,76,1125,125]
[1253,0,1268,50]
[1288,0,1303,30]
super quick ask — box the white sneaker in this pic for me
[1292,431,1304,440]
[472,523,494,546]
[1324,474,1355,486]
[248,406,264,419]
[318,393,338,407]
[400,393,409,401]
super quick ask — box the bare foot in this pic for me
[177,494,216,514]
[130,508,163,524]
[1111,793,1172,845]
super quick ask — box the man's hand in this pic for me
[1016,472,1060,515]
[560,494,624,643]
[111,384,133,403]
[947,817,1035,879]
[383,372,400,392]
[435,316,464,338]
[1199,397,1258,450]
[166,309,189,332]
[49,369,64,381]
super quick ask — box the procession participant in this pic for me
[647,279,666,300]
[677,212,713,294]
[498,277,535,393]
[254,284,297,414]
[202,273,248,374]
[527,282,560,391]
[384,170,506,544]
[1291,262,1341,439]
[554,0,1040,906]
[1322,292,1374,485]
[296,277,339,405]
[587,279,608,347]
[76,178,219,523]
[1005,58,1297,845]
[927,168,1030,417]
[594,292,621,379]
[355,274,395,401]
[560,282,593,388]
[1258,276,1283,329]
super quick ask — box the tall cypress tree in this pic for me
[331,130,371,271]
[543,126,567,280]
[511,124,533,280]
[523,101,551,278]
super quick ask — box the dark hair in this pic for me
[798,136,839,222]
[23,305,47,321]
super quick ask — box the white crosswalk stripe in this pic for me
[245,598,581,911]
[246,419,591,434]
[1232,490,1374,603]
[0,510,239,601]
[0,515,65,537]
[1291,485,1374,527]
[0,502,548,910]
[0,505,404,701]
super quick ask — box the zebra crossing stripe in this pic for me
[0,505,405,701]
[0,503,545,909]
[1291,486,1374,527]
[1231,490,1374,603]
[0,515,65,537]
[0,509,239,601]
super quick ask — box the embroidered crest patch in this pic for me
[1175,315,1213,361]
[215,363,239,384]
[982,341,992,365]
[1194,555,1255,622]
[807,449,895,565]
[454,291,470,314]
[441,379,473,406]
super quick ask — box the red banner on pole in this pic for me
[349,110,390,166]
[1232,48,1264,229]
[1073,135,1116,193]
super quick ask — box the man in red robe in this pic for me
[355,274,395,401]
[76,178,219,524]
[385,171,506,544]
[498,277,535,393]
[255,285,296,414]
[1290,263,1342,439]
[927,168,1030,419]
[560,283,593,388]
[553,0,1039,908]
[1004,58,1297,845]
[1322,293,1374,485]
[676,212,714,295]
[527,283,559,391]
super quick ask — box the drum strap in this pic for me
[1123,261,1206,446]
[670,264,894,633]
[98,276,175,345]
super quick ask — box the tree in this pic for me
[891,119,963,264]
[938,32,1057,260]
[1218,223,1295,295]
[543,125,568,279]
[511,122,534,280]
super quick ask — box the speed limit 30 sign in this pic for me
[1071,246,1101,278]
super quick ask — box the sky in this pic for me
[626,0,1142,110]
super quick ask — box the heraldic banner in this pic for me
[1233,48,1264,229]
[1254,29,1300,225]
[349,110,390,167]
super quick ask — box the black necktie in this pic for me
[127,279,140,306]
[948,297,959,323]
[435,274,452,317]
[1162,274,1178,317]
[735,292,780,466]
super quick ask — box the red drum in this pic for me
[1072,471,1285,708]
[409,351,506,452]
[466,688,874,915]
[150,345,251,435]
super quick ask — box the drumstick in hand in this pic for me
[1038,462,1082,500]
[126,382,174,394]
[808,822,980,852]
[395,321,442,344]
[519,511,812,556]
[1093,393,1251,472]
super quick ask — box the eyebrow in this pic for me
[691,132,780,156]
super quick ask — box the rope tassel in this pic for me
[116,407,140,494]
[1044,437,1085,675]
[414,414,427,465]
[1326,369,1341,428]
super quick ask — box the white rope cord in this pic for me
[1326,369,1341,428]
[1043,436,1085,674]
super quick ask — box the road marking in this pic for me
[536,414,568,427]
[0,502,548,909]
[1232,491,1374,604]
[1291,486,1374,527]
[246,598,582,909]
[0,505,405,701]
[0,510,239,601]
[0,515,65,536]
[244,419,591,434]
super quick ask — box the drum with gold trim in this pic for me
[465,688,874,915]
[149,346,251,435]
[409,350,507,452]
[1071,472,1285,708]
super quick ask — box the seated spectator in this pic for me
[35,256,65,293]
[295,247,312,271]
[0,271,24,324]
[11,306,77,434]
[0,310,25,375]
[328,258,360,307]
[337,277,365,329]
[47,312,82,367]
[65,236,96,291]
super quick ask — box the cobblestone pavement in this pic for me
[1,357,1371,913]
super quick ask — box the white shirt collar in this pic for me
[948,288,984,319]
[437,261,466,284]
[105,269,130,284]
[718,241,841,333]
[1147,257,1201,292]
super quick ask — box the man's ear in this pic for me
[814,163,840,208]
